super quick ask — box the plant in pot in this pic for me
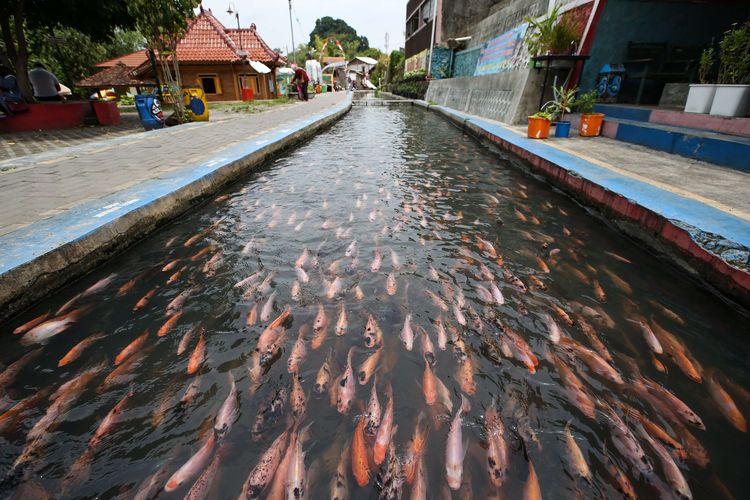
[524,5,580,57]
[548,85,578,138]
[575,90,604,137]
[710,23,750,117]
[684,47,717,113]
[527,110,554,139]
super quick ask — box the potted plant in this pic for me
[524,5,580,58]
[684,47,717,113]
[710,23,750,117]
[527,110,554,139]
[548,85,578,137]
[575,90,604,137]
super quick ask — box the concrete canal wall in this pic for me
[0,96,353,322]
[379,92,750,308]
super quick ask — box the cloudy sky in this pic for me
[200,0,406,54]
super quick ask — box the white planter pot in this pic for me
[683,84,716,114]
[709,84,750,117]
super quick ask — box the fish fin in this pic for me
[462,437,470,460]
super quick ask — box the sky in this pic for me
[200,0,406,55]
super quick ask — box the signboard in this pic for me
[474,23,529,76]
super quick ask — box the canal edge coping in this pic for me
[0,94,353,322]
[386,94,750,309]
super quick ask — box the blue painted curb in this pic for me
[0,94,353,320]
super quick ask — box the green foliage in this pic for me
[308,17,368,55]
[698,47,715,84]
[530,111,554,121]
[545,85,578,121]
[575,89,598,114]
[403,68,427,80]
[27,26,107,87]
[127,0,198,52]
[717,23,750,85]
[388,49,405,83]
[104,29,146,59]
[118,94,135,106]
[524,4,579,56]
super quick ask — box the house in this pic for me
[77,62,156,96]
[162,7,286,101]
[87,7,286,102]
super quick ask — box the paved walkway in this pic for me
[508,124,750,220]
[0,92,346,236]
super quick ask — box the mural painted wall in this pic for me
[474,23,529,76]
[405,49,429,73]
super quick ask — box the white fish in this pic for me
[371,248,383,272]
[543,313,561,343]
[260,291,276,322]
[295,266,310,284]
[214,373,239,435]
[400,314,414,351]
[345,239,357,257]
[489,282,504,305]
[446,395,470,490]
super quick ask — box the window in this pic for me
[421,0,434,22]
[198,74,222,95]
[406,15,419,37]
[239,74,260,94]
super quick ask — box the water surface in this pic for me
[1,105,748,499]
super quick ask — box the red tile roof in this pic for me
[95,50,149,68]
[175,8,285,65]
[78,63,156,88]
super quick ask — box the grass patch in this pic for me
[211,97,292,114]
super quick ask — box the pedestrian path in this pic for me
[0,93,347,236]
[0,91,351,320]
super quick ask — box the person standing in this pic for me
[28,62,61,102]
[291,66,309,101]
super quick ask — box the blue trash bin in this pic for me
[135,93,165,131]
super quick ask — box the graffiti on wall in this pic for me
[474,23,529,76]
[405,49,428,73]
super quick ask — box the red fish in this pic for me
[115,330,149,365]
[188,332,206,375]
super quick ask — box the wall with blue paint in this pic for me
[581,0,750,93]
[453,47,481,78]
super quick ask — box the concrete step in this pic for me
[570,113,750,172]
[594,103,750,138]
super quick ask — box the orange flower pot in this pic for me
[527,117,551,139]
[579,113,604,137]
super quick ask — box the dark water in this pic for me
[1,105,748,499]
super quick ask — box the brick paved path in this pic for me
[0,92,346,236]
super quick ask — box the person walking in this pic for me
[28,62,62,102]
[291,65,310,102]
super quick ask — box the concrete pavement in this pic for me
[0,91,351,320]
[0,93,346,236]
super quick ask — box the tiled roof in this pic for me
[95,50,149,68]
[77,63,156,88]
[175,8,285,65]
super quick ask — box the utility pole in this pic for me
[384,32,390,84]
[288,0,296,64]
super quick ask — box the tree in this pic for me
[0,0,133,99]
[388,49,405,83]
[308,16,369,58]
[127,0,199,122]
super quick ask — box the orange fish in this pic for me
[246,302,259,326]
[422,361,437,405]
[351,416,370,487]
[706,372,746,432]
[89,390,133,449]
[12,311,51,335]
[535,256,550,273]
[133,287,157,312]
[403,412,429,484]
[115,331,149,365]
[188,332,205,375]
[551,303,574,326]
[58,333,104,367]
[157,311,182,337]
